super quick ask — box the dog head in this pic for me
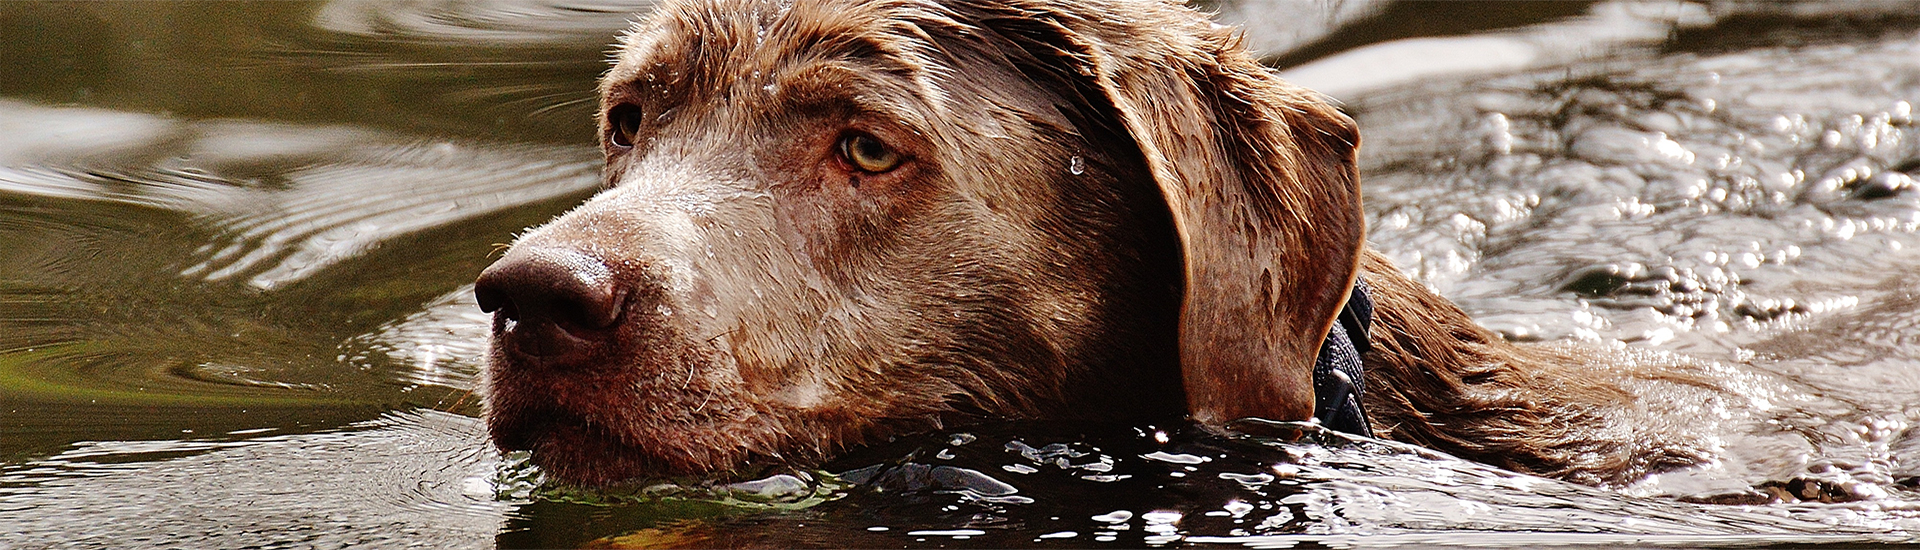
[475,0,1361,486]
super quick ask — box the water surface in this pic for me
[2,1,1918,548]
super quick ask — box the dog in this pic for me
[474,0,1721,488]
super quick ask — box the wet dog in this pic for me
[475,0,1719,487]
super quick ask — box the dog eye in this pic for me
[607,104,644,148]
[837,133,902,173]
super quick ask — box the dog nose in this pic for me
[474,248,626,359]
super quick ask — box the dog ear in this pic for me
[1068,6,1366,425]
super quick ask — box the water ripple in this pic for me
[0,409,505,550]
[312,0,654,45]
[0,100,602,291]
[346,285,492,391]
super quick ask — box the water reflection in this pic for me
[0,410,507,548]
[1347,15,1920,506]
[349,286,493,390]
[0,97,598,423]
[3,412,1915,548]
[0,100,603,290]
[502,422,1920,547]
[313,0,650,44]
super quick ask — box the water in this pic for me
[2,1,1918,547]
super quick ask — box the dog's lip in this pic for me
[501,317,587,357]
[492,313,626,368]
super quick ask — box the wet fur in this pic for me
[480,0,1719,487]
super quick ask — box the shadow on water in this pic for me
[1,0,1919,548]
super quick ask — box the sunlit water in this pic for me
[2,1,1918,548]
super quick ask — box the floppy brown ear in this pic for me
[1070,6,1366,425]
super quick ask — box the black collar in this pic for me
[1312,275,1373,437]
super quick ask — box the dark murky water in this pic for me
[2,1,1918,548]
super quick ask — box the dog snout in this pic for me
[475,247,628,363]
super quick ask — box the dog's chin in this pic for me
[485,380,769,487]
[500,411,781,487]
[490,411,661,487]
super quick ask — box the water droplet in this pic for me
[1068,155,1086,175]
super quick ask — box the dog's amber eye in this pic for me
[608,104,644,148]
[837,133,902,173]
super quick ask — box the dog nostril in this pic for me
[474,285,519,320]
[474,248,626,335]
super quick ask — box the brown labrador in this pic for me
[474,0,1720,488]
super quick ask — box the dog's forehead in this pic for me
[602,0,953,100]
